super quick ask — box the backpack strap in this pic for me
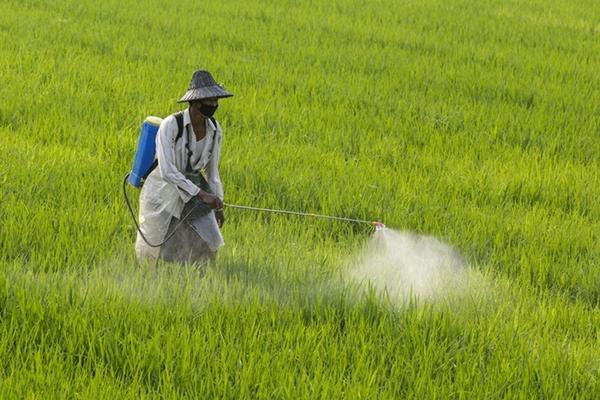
[143,159,158,181]
[209,117,218,143]
[174,111,184,142]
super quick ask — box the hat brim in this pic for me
[177,85,233,103]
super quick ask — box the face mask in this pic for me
[196,102,218,118]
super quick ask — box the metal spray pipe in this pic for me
[224,203,386,231]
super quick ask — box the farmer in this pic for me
[135,70,233,266]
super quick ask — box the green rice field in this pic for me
[0,0,598,397]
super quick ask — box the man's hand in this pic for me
[197,191,223,210]
[215,209,225,228]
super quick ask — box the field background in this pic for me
[1,0,599,398]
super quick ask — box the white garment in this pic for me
[190,136,207,166]
[135,108,224,261]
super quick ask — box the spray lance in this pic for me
[123,116,385,248]
[223,203,386,231]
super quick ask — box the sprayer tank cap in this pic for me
[145,116,163,126]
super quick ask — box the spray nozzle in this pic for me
[372,221,385,231]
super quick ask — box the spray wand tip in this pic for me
[372,221,385,231]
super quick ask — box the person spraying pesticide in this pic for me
[124,71,385,268]
[133,70,233,266]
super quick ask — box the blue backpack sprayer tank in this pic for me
[123,115,385,249]
[128,116,162,188]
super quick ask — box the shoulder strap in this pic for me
[175,111,185,142]
[210,117,218,142]
[143,159,158,181]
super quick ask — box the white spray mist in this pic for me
[348,228,468,303]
